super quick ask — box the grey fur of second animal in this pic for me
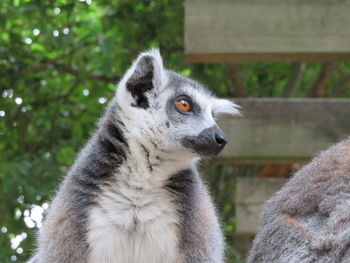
[28,49,240,263]
[248,138,350,263]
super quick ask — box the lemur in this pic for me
[248,138,350,263]
[28,49,240,263]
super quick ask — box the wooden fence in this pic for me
[185,0,350,62]
[185,0,350,258]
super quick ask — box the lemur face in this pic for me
[114,49,239,157]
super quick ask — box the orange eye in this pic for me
[176,98,191,112]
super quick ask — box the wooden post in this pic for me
[217,98,350,163]
[185,0,350,62]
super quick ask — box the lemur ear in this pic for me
[116,49,167,109]
[212,98,241,117]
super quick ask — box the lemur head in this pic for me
[113,49,239,158]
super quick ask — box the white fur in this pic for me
[212,98,241,117]
[87,133,195,263]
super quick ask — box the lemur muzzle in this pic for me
[181,125,228,156]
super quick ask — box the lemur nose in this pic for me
[214,132,228,146]
[181,125,228,156]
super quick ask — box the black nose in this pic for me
[181,125,229,157]
[214,132,228,146]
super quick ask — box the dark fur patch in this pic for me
[166,169,199,235]
[106,121,127,146]
[166,169,201,257]
[166,169,195,198]
[139,143,153,172]
[99,136,121,156]
[68,121,128,243]
[126,56,154,109]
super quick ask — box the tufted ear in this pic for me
[212,98,241,117]
[116,49,167,109]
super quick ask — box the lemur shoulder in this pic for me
[248,138,350,263]
[28,49,239,263]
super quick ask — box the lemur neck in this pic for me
[109,106,198,182]
[125,135,197,182]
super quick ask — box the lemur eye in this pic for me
[176,97,192,113]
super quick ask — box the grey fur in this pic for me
[28,50,230,263]
[248,138,350,263]
[32,104,128,262]
[167,169,224,262]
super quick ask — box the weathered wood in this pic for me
[217,98,350,163]
[185,0,350,62]
[236,177,287,234]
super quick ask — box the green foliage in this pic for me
[1,0,350,262]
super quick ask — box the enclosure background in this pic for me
[1,1,350,262]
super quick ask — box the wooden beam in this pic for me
[185,0,350,62]
[236,177,287,234]
[186,53,350,63]
[217,98,350,163]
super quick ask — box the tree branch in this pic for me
[309,62,337,98]
[21,51,121,84]
[226,63,246,97]
[57,64,121,83]
[330,75,350,97]
[282,63,306,97]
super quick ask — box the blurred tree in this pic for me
[1,0,350,262]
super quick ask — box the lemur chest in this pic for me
[86,174,181,263]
